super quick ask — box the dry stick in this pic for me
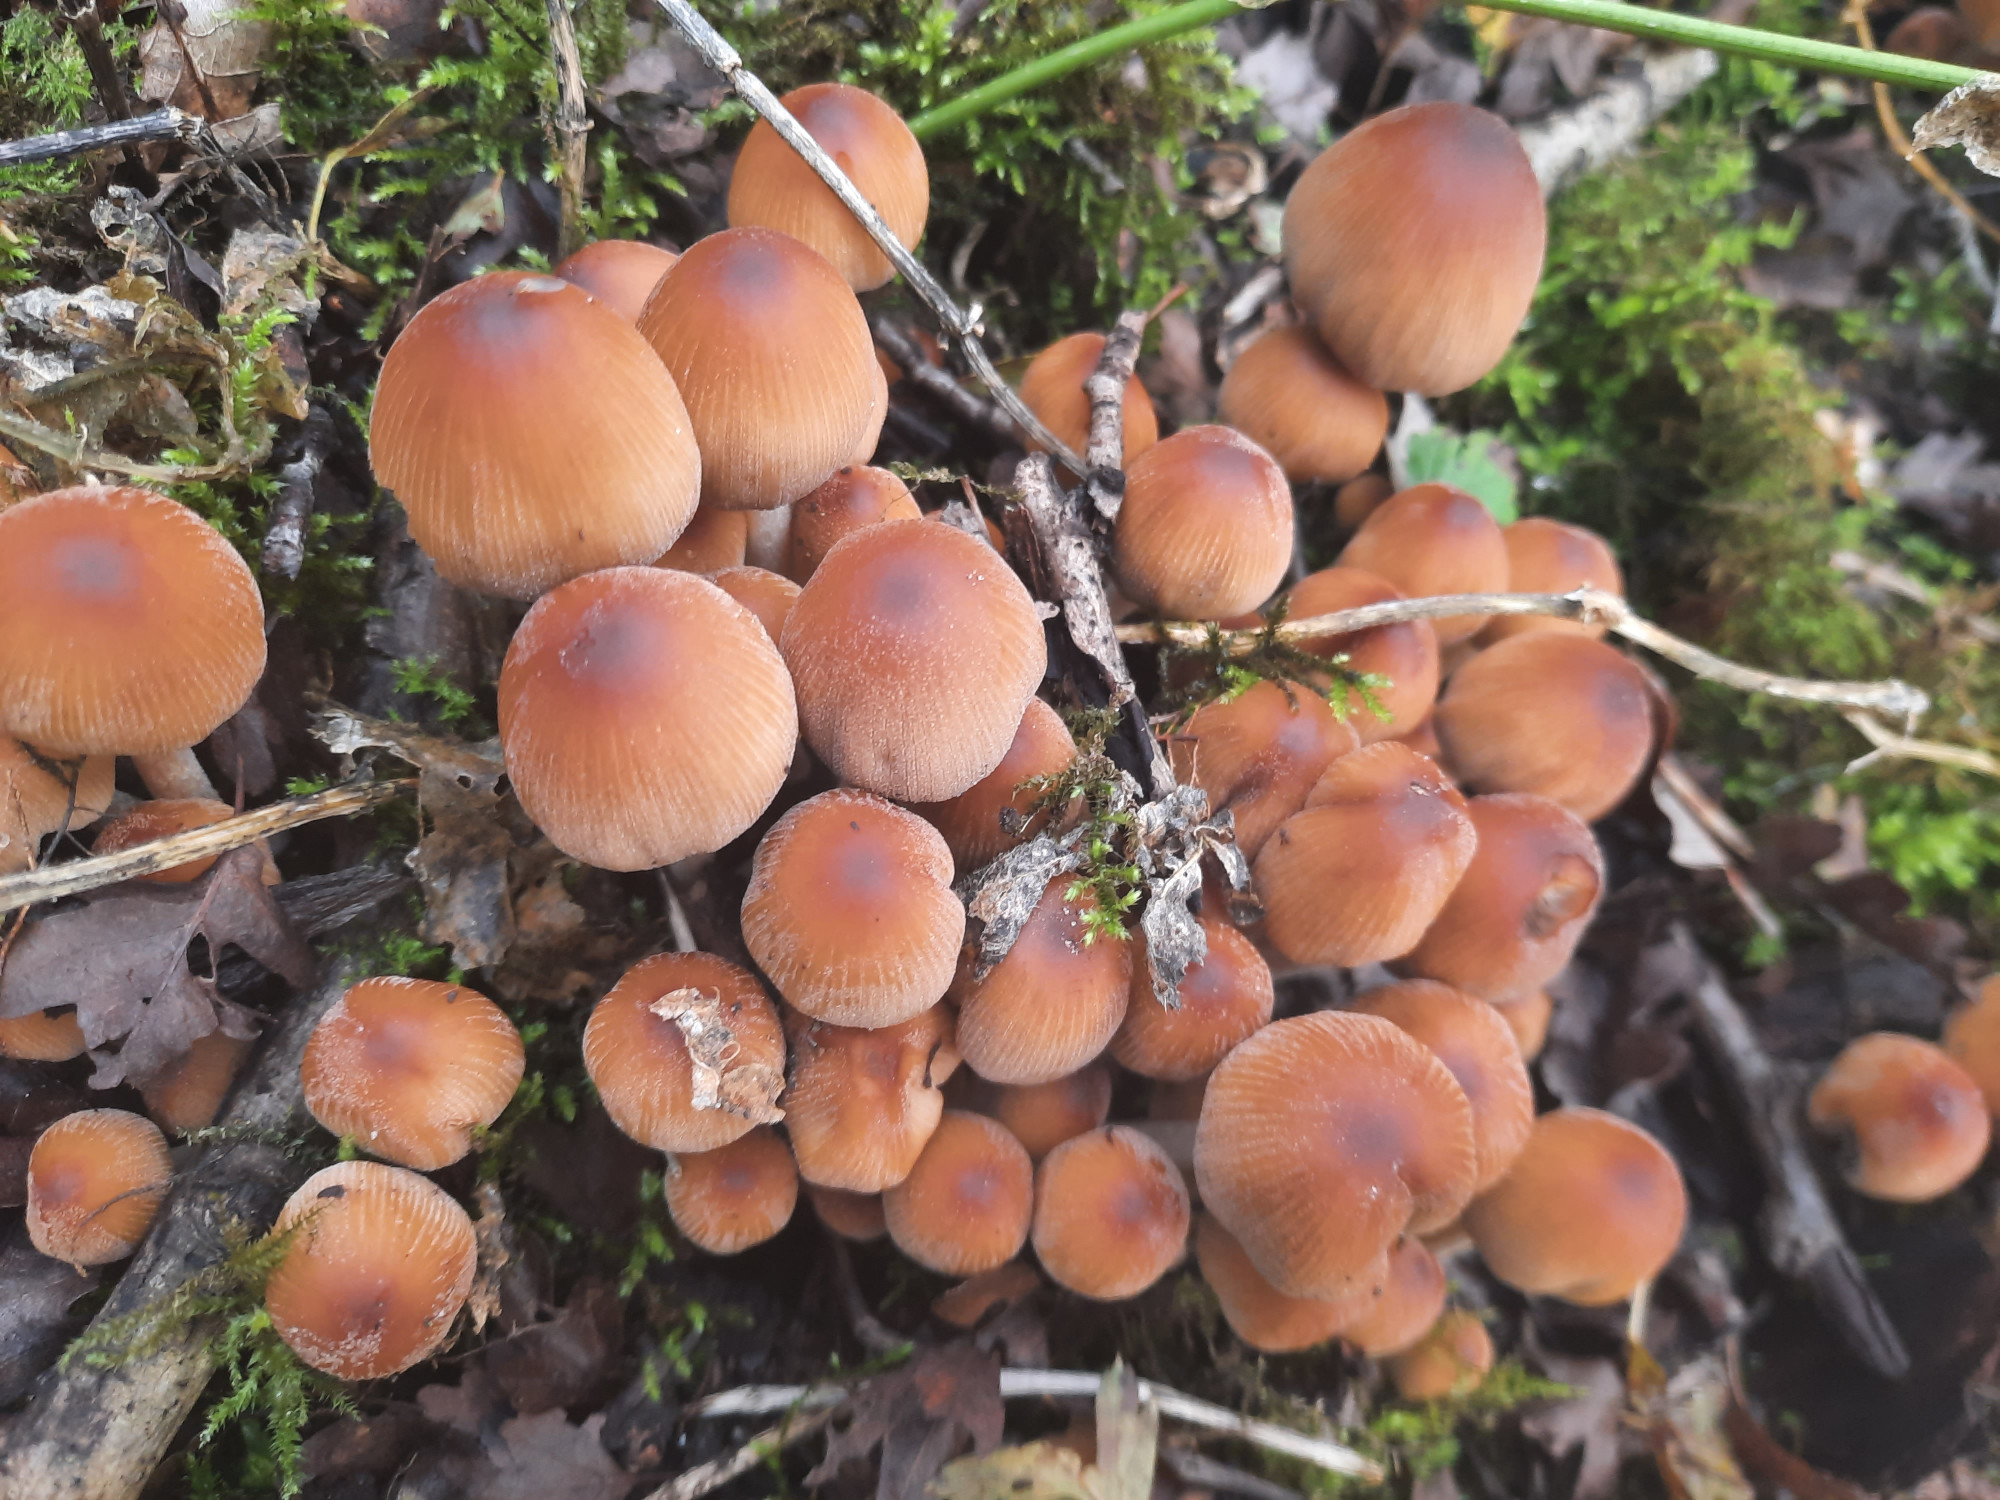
[260,406,332,581]
[646,0,1084,474]
[869,315,1018,445]
[644,1404,841,1500]
[1081,307,1148,523]
[0,109,206,168]
[543,0,592,261]
[1842,709,2000,777]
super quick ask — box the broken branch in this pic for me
[543,0,592,260]
[0,108,206,168]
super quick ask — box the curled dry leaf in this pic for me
[647,987,785,1123]
[1912,76,2000,178]
[809,1341,1005,1500]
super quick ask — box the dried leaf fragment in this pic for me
[1912,75,2000,178]
[647,987,784,1124]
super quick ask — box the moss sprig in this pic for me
[1013,706,1143,944]
[1161,596,1392,734]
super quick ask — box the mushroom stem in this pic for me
[743,506,790,573]
[130,747,219,802]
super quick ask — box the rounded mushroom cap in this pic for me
[1339,1235,1448,1357]
[1196,1011,1478,1300]
[1885,5,1971,58]
[953,877,1132,1086]
[654,504,750,573]
[1352,980,1533,1192]
[1807,1032,1990,1202]
[991,1064,1114,1160]
[1018,332,1158,466]
[93,798,256,884]
[1114,426,1295,620]
[1169,680,1361,860]
[1335,472,1393,530]
[906,697,1077,872]
[1943,976,2000,1117]
[0,1008,87,1063]
[666,1127,800,1254]
[1434,634,1655,821]
[1462,1107,1686,1304]
[1283,101,1545,395]
[1396,793,1604,1002]
[782,518,1046,801]
[1334,484,1510,645]
[140,1029,255,1133]
[499,566,797,871]
[1115,912,1273,1080]
[1030,1125,1191,1300]
[783,1003,959,1191]
[1285,567,1443,743]
[882,1110,1034,1276]
[707,565,801,645]
[372,273,701,598]
[26,1109,172,1265]
[1193,1212,1379,1353]
[637,227,883,511]
[726,83,928,291]
[0,485,266,756]
[266,1161,477,1379]
[0,736,113,873]
[808,1184,888,1242]
[1388,1310,1494,1401]
[1481,519,1623,643]
[784,466,921,583]
[1217,326,1389,485]
[301,977,526,1170]
[582,952,786,1153]
[554,238,681,321]
[742,789,963,1027]
[1255,742,1478,967]
[1493,990,1553,1062]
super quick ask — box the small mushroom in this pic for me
[784,465,921,583]
[1340,1236,1448,1358]
[991,1065,1114,1160]
[1030,1125,1191,1300]
[1168,680,1360,860]
[906,698,1078,872]
[1193,1212,1378,1353]
[554,239,680,321]
[1114,913,1273,1081]
[1387,1310,1494,1401]
[1943,975,2000,1116]
[93,798,277,884]
[654,504,750,573]
[782,1004,958,1191]
[882,1110,1034,1276]
[0,1010,87,1063]
[140,1031,256,1134]
[1114,425,1295,620]
[1480,518,1623,643]
[1334,484,1510,646]
[1216,326,1389,485]
[708,565,801,644]
[1492,990,1553,1062]
[665,1127,800,1254]
[1284,568,1443,743]
[27,1109,172,1265]
[807,1184,888,1242]
[1807,1032,1990,1202]
[1019,332,1158,466]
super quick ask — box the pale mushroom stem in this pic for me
[742,505,791,573]
[130,747,219,802]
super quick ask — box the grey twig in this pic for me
[260,404,333,580]
[1081,306,1146,522]
[543,0,592,260]
[869,315,1017,444]
[0,109,205,169]
[642,1404,841,1500]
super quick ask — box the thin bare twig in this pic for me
[641,1404,840,1500]
[0,108,206,168]
[869,315,1017,445]
[260,404,332,581]
[1081,306,1147,522]
[543,0,592,260]
[1842,709,2000,777]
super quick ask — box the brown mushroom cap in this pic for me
[26,1108,171,1265]
[954,877,1132,1086]
[266,1161,477,1379]
[1334,484,1510,645]
[665,1127,800,1254]
[1114,426,1295,620]
[1335,472,1393,530]
[1168,680,1360,860]
[1030,1125,1191,1300]
[991,1064,1114,1160]
[300,977,526,1170]
[882,1109,1034,1276]
[782,518,1046,801]
[1962,0,2000,49]
[0,735,113,873]
[555,239,681,321]
[1434,634,1655,821]
[906,697,1077,872]
[1388,1310,1494,1401]
[1196,1011,1478,1300]
[1283,101,1545,395]
[1019,332,1158,466]
[726,83,928,291]
[807,1184,888,1242]
[1492,990,1553,1062]
[372,273,701,598]
[784,466,922,583]
[582,952,786,1154]
[1943,975,2000,1116]
[0,1009,87,1063]
[1216,326,1389,485]
[654,504,750,573]
[140,1030,255,1133]
[93,798,270,884]
[1114,912,1273,1080]
[1481,519,1623,643]
[708,566,801,645]
[637,227,883,511]
[1462,1107,1686,1304]
[783,1004,959,1191]
[1339,1235,1448,1357]
[1396,793,1603,1002]
[1255,742,1478,967]
[1193,1212,1380,1353]
[1285,568,1443,743]
[1807,1032,1990,1202]
[0,485,266,756]
[499,566,797,871]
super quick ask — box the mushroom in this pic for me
[1338,1235,1448,1357]
[1334,484,1510,645]
[1114,912,1273,1080]
[1461,1107,1686,1304]
[1480,518,1624,642]
[1284,568,1443,743]
[93,798,278,884]
[1216,326,1389,485]
[1284,101,1545,395]
[1114,426,1294,621]
[882,1110,1035,1276]
[0,1010,87,1063]
[140,1030,256,1133]
[26,1109,172,1265]
[1807,1032,1990,1202]
[906,698,1078,872]
[498,566,797,871]
[1493,990,1553,1062]
[1030,1125,1191,1300]
[0,734,113,874]
[1019,332,1158,466]
[807,1184,888,1242]
[1387,1311,1494,1401]
[300,976,526,1170]
[708,565,801,644]
[991,1064,1114,1160]
[554,238,681,321]
[1168,680,1360,860]
[1943,975,2000,1116]
[782,1004,958,1191]
[1334,472,1393,530]
[265,1161,477,1379]
[1193,1212,1378,1353]
[372,273,702,599]
[784,465,921,583]
[654,505,750,573]
[665,1127,800,1254]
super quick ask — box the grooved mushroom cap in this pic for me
[882,1109,1034,1276]
[1334,484,1510,645]
[1030,1125,1191,1300]
[782,518,1046,801]
[1807,1032,1990,1202]
[0,485,266,756]
[372,273,702,598]
[140,1030,255,1133]
[0,1009,87,1062]
[1254,742,1477,967]
[1397,794,1603,1002]
[783,1004,959,1191]
[907,697,1077,872]
[784,466,921,583]
[992,1065,1114,1160]
[1434,634,1655,821]
[953,877,1132,1086]
[1353,980,1534,1193]
[1944,976,2000,1116]
[1168,680,1360,860]
[1216,326,1389,484]
[726,83,929,291]
[1115,912,1273,1080]
[301,977,526,1170]
[1114,426,1295,620]
[1285,568,1443,743]
[266,1161,477,1379]
[1193,1212,1380,1353]
[1494,991,1553,1061]
[808,1184,888,1242]
[554,238,681,321]
[1388,1310,1494,1401]
[1283,101,1545,396]
[1339,1235,1448,1357]
[709,565,801,644]
[0,735,113,875]
[654,504,750,573]
[1482,519,1623,643]
[499,566,797,871]
[665,1127,800,1254]
[637,227,883,510]
[583,952,787,1154]
[742,789,964,1027]
[93,797,262,884]
[1195,1011,1478,1300]
[26,1109,171,1265]
[1018,332,1158,465]
[1464,1109,1684,1304]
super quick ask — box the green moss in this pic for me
[0,10,144,199]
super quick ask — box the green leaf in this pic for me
[1401,428,1519,523]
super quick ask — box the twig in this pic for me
[1842,710,2000,778]
[55,0,151,181]
[869,316,1017,445]
[1516,48,1720,194]
[543,0,592,261]
[0,109,206,169]
[260,405,333,581]
[1081,307,1147,522]
[642,1404,840,1500]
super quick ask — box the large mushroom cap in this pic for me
[907,696,1077,871]
[1482,518,1623,643]
[499,566,797,871]
[1808,1032,1990,1202]
[1193,1212,1379,1353]
[554,238,681,321]
[1285,567,1442,743]
[1167,679,1359,860]
[1018,332,1159,465]
[1030,1125,1191,1300]
[1114,912,1273,1081]
[665,1127,800,1254]
[371,272,702,598]
[1114,425,1295,621]
[0,485,266,756]
[783,1004,958,1191]
[27,1108,171,1265]
[1334,484,1510,645]
[882,1109,1034,1276]
[1216,326,1388,485]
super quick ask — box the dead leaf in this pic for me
[648,987,784,1124]
[0,1226,99,1406]
[1519,1345,1629,1500]
[1913,75,2000,178]
[929,1443,1106,1500]
[466,1410,634,1500]
[812,1342,1005,1500]
[1631,1353,1754,1500]
[482,1280,622,1416]
[299,1403,440,1479]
